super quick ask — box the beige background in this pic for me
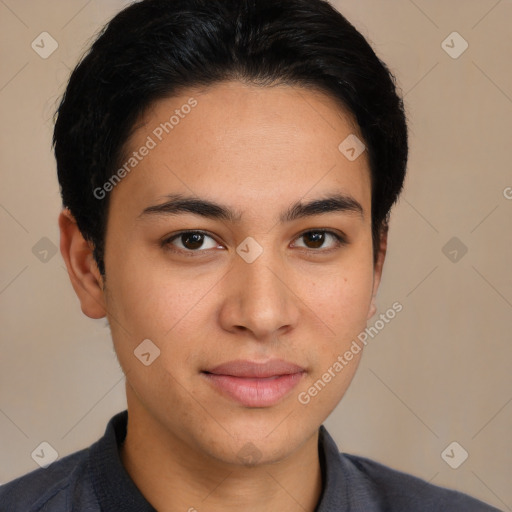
[1,0,511,509]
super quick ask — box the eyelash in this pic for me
[161,229,347,256]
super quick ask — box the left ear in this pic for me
[367,224,388,319]
[58,208,107,319]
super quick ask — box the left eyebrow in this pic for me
[281,194,364,222]
[138,192,364,223]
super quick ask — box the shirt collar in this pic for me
[316,424,379,511]
[89,410,376,512]
[89,410,156,511]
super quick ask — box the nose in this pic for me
[218,248,300,341]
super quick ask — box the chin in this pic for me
[193,412,317,466]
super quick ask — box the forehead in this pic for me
[110,81,371,217]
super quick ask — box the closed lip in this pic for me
[203,359,306,378]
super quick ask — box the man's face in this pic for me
[101,81,380,464]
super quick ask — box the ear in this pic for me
[58,209,107,319]
[367,224,388,320]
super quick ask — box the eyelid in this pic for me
[161,230,221,253]
[161,228,347,255]
[291,228,347,251]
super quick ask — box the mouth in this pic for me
[201,359,306,407]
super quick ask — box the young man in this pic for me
[0,0,500,510]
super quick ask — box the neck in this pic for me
[120,393,323,512]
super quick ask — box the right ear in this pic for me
[58,209,107,319]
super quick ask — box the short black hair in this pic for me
[53,0,408,277]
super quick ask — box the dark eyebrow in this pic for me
[138,193,364,223]
[280,194,364,222]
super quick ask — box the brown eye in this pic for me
[164,231,219,252]
[181,232,205,250]
[302,231,326,249]
[293,230,346,251]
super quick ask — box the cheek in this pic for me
[107,267,202,339]
[103,246,180,342]
[104,263,209,394]
[307,257,375,342]
[294,257,374,414]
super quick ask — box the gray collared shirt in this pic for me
[0,410,501,511]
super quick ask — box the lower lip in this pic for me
[202,372,305,407]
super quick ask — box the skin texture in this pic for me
[59,81,387,512]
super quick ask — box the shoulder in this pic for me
[0,447,98,512]
[341,451,501,511]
